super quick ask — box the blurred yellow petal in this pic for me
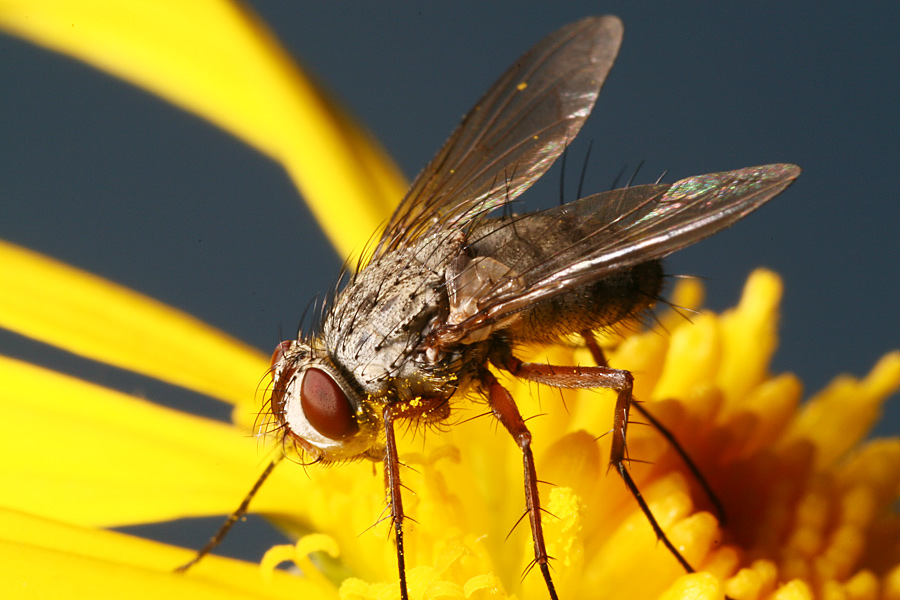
[653,312,721,400]
[0,240,266,406]
[0,355,310,526]
[717,269,782,403]
[658,572,723,600]
[771,580,814,600]
[260,535,340,591]
[0,0,406,259]
[0,508,331,599]
[783,351,900,468]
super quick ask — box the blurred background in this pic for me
[1,2,897,562]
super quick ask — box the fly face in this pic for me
[182,15,800,600]
[267,340,382,462]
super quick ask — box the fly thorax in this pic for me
[322,247,450,397]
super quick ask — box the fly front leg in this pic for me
[497,352,696,575]
[175,457,282,573]
[383,407,410,600]
[480,367,559,600]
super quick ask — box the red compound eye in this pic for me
[270,341,293,367]
[300,367,359,440]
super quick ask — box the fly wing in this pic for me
[372,16,623,259]
[441,164,800,341]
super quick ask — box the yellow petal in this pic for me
[0,240,266,406]
[0,0,406,259]
[717,269,782,404]
[0,355,308,526]
[841,571,878,600]
[0,508,331,599]
[658,572,723,600]
[770,579,813,600]
[654,312,721,400]
[260,535,340,592]
[782,351,900,468]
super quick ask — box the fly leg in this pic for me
[496,352,697,575]
[480,367,559,600]
[175,456,282,572]
[383,406,410,600]
[580,331,726,522]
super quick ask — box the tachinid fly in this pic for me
[180,16,799,600]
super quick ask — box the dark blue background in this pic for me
[1,3,897,562]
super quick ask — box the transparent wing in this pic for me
[444,164,800,339]
[372,16,623,259]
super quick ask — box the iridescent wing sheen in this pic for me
[372,16,623,259]
[446,164,800,338]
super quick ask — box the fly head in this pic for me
[268,339,383,463]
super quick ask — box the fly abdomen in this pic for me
[508,259,663,343]
[468,205,665,344]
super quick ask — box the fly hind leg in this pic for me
[580,330,726,523]
[495,351,697,576]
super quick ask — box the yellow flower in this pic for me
[1,3,899,600]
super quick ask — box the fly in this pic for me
[178,16,799,600]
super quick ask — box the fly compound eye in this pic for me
[300,367,359,440]
[270,340,293,367]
